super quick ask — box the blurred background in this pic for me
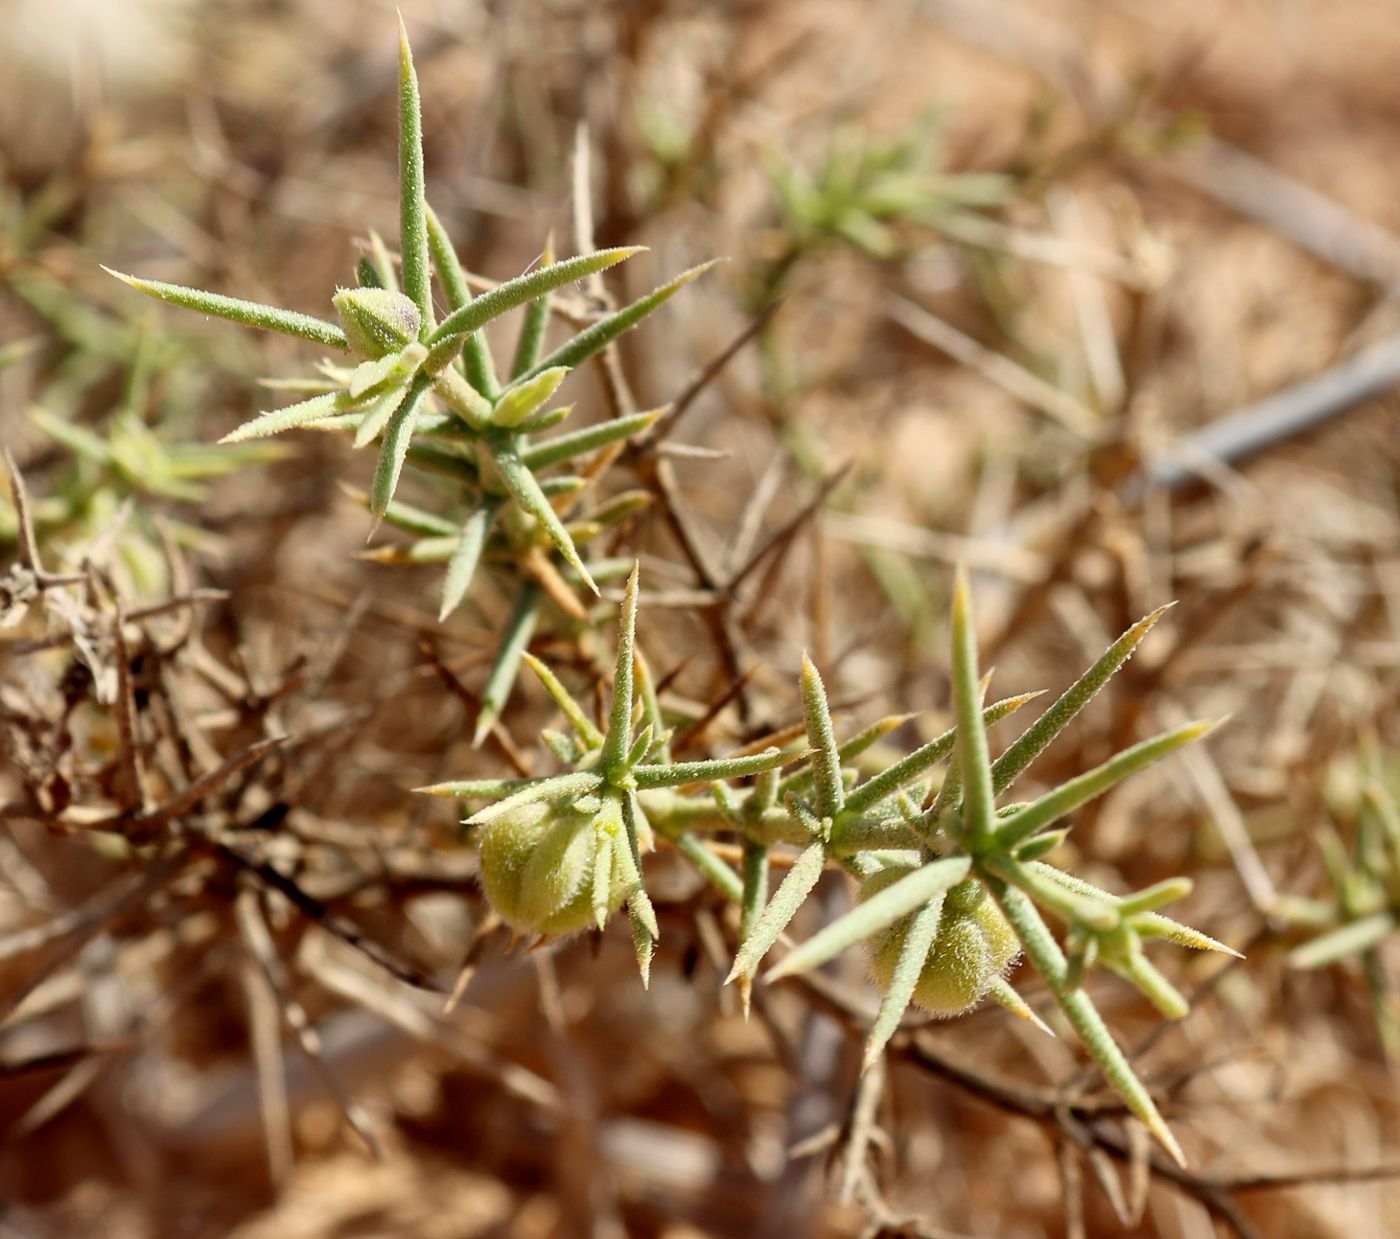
[2,0,1400,1236]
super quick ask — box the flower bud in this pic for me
[333,287,422,359]
[862,870,1018,1016]
[476,800,626,936]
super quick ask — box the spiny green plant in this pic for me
[765,116,1012,265]
[427,566,1237,1164]
[1,326,279,598]
[422,565,798,982]
[103,19,712,699]
[1282,760,1400,1057]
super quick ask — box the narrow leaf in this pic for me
[438,504,494,621]
[740,841,769,944]
[464,770,602,827]
[996,720,1221,848]
[843,692,1041,816]
[599,564,640,772]
[674,833,744,903]
[591,828,616,930]
[429,248,645,346]
[103,268,348,349]
[801,655,845,818]
[487,436,597,594]
[353,383,412,449]
[519,408,664,471]
[396,18,431,328]
[1289,913,1398,970]
[370,371,433,519]
[425,204,498,397]
[768,856,970,982]
[522,653,604,749]
[219,390,357,444]
[990,881,1186,1166]
[492,366,570,429]
[415,777,535,799]
[512,232,555,379]
[991,604,1174,796]
[726,841,826,988]
[950,568,995,841]
[863,895,943,1072]
[1027,864,1240,956]
[631,748,797,790]
[518,260,720,382]
[473,582,541,747]
[985,975,1055,1036]
[1108,949,1189,1020]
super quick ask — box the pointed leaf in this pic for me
[425,204,498,397]
[989,881,1186,1166]
[370,371,433,519]
[517,260,720,382]
[863,895,943,1072]
[428,248,645,346]
[597,564,641,771]
[104,268,349,349]
[219,390,359,443]
[996,720,1221,849]
[985,976,1055,1036]
[512,233,555,379]
[726,841,826,987]
[439,504,495,621]
[843,692,1041,816]
[492,366,570,429]
[353,383,412,449]
[740,840,769,943]
[950,568,995,841]
[519,408,664,472]
[486,436,597,594]
[415,776,535,799]
[1135,913,1242,957]
[472,582,541,747]
[631,748,797,790]
[768,856,970,982]
[1289,913,1398,970]
[396,18,431,328]
[673,832,744,903]
[464,770,603,827]
[591,828,616,930]
[991,604,1173,796]
[521,652,604,749]
[801,655,844,818]
[1108,949,1189,1020]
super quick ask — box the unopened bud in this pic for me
[863,871,1019,1016]
[476,800,627,936]
[333,287,422,359]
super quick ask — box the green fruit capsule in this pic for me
[333,287,422,359]
[476,800,627,936]
[862,869,1019,1016]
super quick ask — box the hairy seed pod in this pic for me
[332,287,422,359]
[476,800,627,936]
[862,869,1018,1016]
